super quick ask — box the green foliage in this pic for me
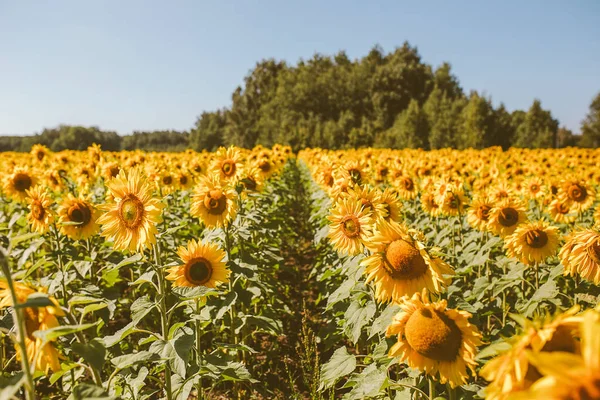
[514,99,559,148]
[580,91,600,147]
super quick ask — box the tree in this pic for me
[189,111,226,151]
[580,92,600,147]
[424,88,465,149]
[457,91,495,149]
[382,99,429,148]
[513,100,558,148]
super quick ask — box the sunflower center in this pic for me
[498,207,519,227]
[444,193,460,209]
[204,190,227,215]
[259,161,271,172]
[179,175,188,185]
[341,216,360,238]
[36,151,45,161]
[68,204,92,226]
[349,169,361,184]
[586,241,600,264]
[383,240,428,280]
[568,184,587,202]
[402,178,414,191]
[109,166,120,178]
[541,325,577,353]
[557,203,570,214]
[31,202,45,220]
[404,308,462,362]
[13,173,33,192]
[573,377,600,400]
[525,230,548,249]
[185,257,213,285]
[119,195,145,229]
[476,205,491,221]
[222,160,236,176]
[162,175,173,185]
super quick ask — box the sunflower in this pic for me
[156,169,177,195]
[343,185,387,222]
[102,161,122,181]
[97,168,165,252]
[513,309,600,400]
[26,186,54,234]
[548,198,577,224]
[490,181,514,203]
[58,194,100,240]
[30,144,50,162]
[487,199,528,237]
[559,228,600,285]
[166,240,229,288]
[386,290,481,388]
[522,177,547,201]
[327,198,373,255]
[210,146,243,182]
[190,176,237,228]
[0,280,64,373]
[239,165,265,195]
[437,184,467,217]
[559,179,596,213]
[420,191,440,217]
[362,223,453,303]
[3,167,38,202]
[377,187,403,227]
[396,176,419,200]
[480,307,581,400]
[504,220,560,265]
[176,170,193,190]
[467,196,493,231]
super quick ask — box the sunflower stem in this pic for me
[195,299,204,399]
[152,243,173,400]
[447,384,456,400]
[224,223,241,400]
[0,248,36,400]
[428,377,436,400]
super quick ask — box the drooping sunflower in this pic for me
[97,168,165,252]
[210,146,243,183]
[480,307,582,400]
[58,194,100,240]
[377,187,403,227]
[190,176,237,228]
[559,228,600,285]
[362,223,453,303]
[467,196,493,231]
[239,165,265,195]
[512,309,600,400]
[504,220,560,265]
[487,199,528,237]
[386,290,481,388]
[327,198,373,255]
[0,280,64,373]
[559,179,596,213]
[3,167,38,202]
[437,184,467,217]
[166,240,229,288]
[26,186,54,234]
[547,198,577,224]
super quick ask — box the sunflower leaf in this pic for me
[319,346,356,390]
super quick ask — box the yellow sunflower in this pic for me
[559,179,596,213]
[30,144,50,163]
[487,199,528,237]
[547,198,577,224]
[480,307,581,400]
[377,187,403,227]
[513,309,600,400]
[467,196,493,231]
[166,240,229,288]
[58,194,100,240]
[3,167,38,202]
[190,176,237,228]
[0,280,64,373]
[504,220,560,265]
[420,191,440,217]
[210,146,243,182]
[522,177,547,201]
[239,165,265,195]
[559,228,600,285]
[437,184,467,217]
[26,186,54,234]
[386,289,481,388]
[396,176,419,200]
[362,223,453,303]
[102,161,122,181]
[327,198,373,255]
[97,168,165,252]
[342,185,387,222]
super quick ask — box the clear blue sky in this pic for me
[1,1,599,136]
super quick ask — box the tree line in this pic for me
[2,43,599,152]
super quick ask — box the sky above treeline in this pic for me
[1,0,599,136]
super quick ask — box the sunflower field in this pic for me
[1,144,600,400]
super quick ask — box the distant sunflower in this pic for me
[26,186,54,234]
[102,161,122,181]
[522,177,547,201]
[377,187,403,227]
[504,220,560,265]
[30,144,50,162]
[513,309,600,400]
[467,196,493,231]
[0,280,64,373]
[239,165,264,194]
[156,169,177,195]
[437,184,467,217]
[327,198,373,255]
[166,240,229,288]
[3,167,38,202]
[211,146,243,182]
[481,307,582,400]
[559,179,596,213]
[559,228,600,285]
[490,181,514,203]
[420,192,440,217]
[97,168,164,252]
[190,176,237,228]
[386,290,481,388]
[487,200,528,237]
[58,194,100,240]
[396,176,418,200]
[548,198,577,224]
[362,223,453,303]
[343,185,386,222]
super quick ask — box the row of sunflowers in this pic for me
[299,147,600,400]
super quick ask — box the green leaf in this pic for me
[111,350,159,369]
[69,384,118,400]
[0,373,25,400]
[103,296,156,347]
[215,291,237,320]
[15,292,54,309]
[344,363,388,399]
[72,338,106,372]
[320,346,356,390]
[344,300,376,343]
[202,354,258,383]
[9,232,40,247]
[171,285,217,299]
[369,303,400,338]
[34,323,96,342]
[149,329,194,378]
[49,362,78,385]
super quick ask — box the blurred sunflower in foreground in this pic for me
[166,240,229,288]
[560,228,600,285]
[386,289,481,388]
[97,168,165,252]
[0,281,64,373]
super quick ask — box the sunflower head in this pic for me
[26,186,54,234]
[191,176,237,228]
[560,228,600,284]
[166,240,229,288]
[327,198,373,255]
[504,220,560,265]
[3,167,38,202]
[487,199,528,237]
[58,194,99,240]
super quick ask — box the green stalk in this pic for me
[428,377,436,400]
[195,299,204,399]
[0,249,36,400]
[152,243,173,400]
